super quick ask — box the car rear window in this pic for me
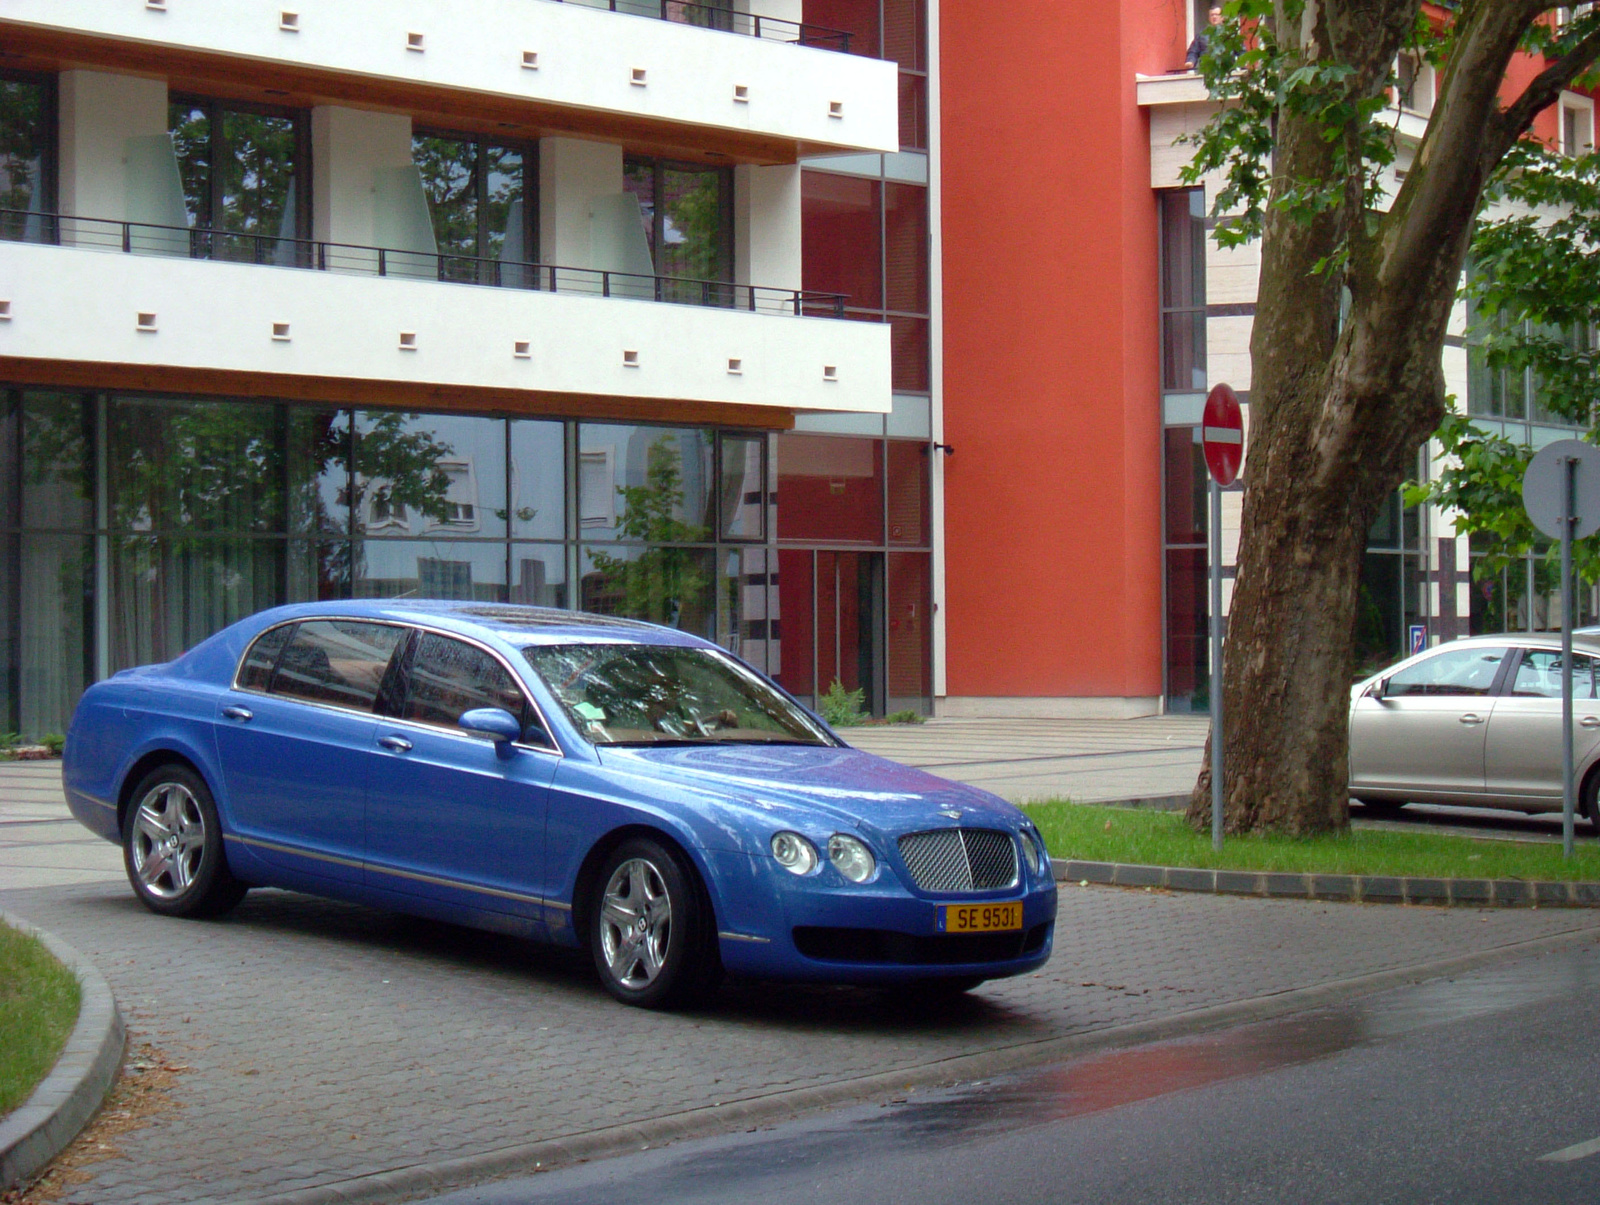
[237,623,294,692]
[269,620,405,712]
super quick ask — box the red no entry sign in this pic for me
[1202,384,1244,486]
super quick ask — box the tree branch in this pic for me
[1491,19,1600,159]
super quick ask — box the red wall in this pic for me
[939,0,1173,700]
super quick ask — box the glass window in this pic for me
[169,96,306,258]
[887,550,930,710]
[582,545,715,637]
[353,539,509,602]
[7,391,92,531]
[0,72,55,243]
[401,631,529,730]
[719,434,766,541]
[578,425,713,543]
[776,433,883,543]
[884,182,927,314]
[237,623,294,691]
[1511,649,1600,699]
[509,420,565,541]
[897,73,927,150]
[802,172,882,308]
[623,158,732,289]
[109,397,299,534]
[1384,646,1509,697]
[885,440,927,545]
[511,544,567,609]
[1160,190,1206,310]
[413,131,533,278]
[0,533,91,737]
[269,619,403,710]
[353,412,507,540]
[1165,547,1208,710]
[890,315,930,392]
[523,642,829,746]
[1163,428,1207,547]
[772,548,815,702]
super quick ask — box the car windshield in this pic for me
[522,643,832,747]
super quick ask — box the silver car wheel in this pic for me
[131,781,207,900]
[599,857,672,990]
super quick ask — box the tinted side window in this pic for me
[402,633,535,738]
[238,624,294,692]
[1386,646,1509,697]
[270,621,404,712]
[1511,650,1600,700]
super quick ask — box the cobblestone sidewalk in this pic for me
[3,876,1596,1204]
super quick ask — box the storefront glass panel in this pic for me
[0,533,90,737]
[886,550,930,712]
[885,439,927,545]
[579,425,713,542]
[580,544,714,637]
[776,433,882,543]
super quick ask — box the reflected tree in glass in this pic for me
[590,434,711,628]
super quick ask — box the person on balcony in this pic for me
[1185,5,1222,71]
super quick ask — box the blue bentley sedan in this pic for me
[63,602,1057,1008]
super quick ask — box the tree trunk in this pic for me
[1184,0,1578,834]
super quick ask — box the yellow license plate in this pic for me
[941,902,1023,933]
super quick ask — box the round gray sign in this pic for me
[1523,439,1600,541]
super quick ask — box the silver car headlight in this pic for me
[1020,828,1041,874]
[771,831,818,875]
[827,834,876,883]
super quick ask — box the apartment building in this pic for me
[0,0,936,736]
[5,0,1588,737]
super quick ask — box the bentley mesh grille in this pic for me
[897,829,1018,892]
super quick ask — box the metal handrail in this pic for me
[550,0,851,51]
[0,209,847,319]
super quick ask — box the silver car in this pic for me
[1349,634,1600,825]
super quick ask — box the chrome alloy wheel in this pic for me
[599,857,673,990]
[130,781,207,899]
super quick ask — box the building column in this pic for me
[57,70,173,223]
[538,136,624,271]
[310,106,431,254]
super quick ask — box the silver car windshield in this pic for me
[522,643,832,747]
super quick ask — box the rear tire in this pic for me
[588,838,715,1009]
[123,764,247,919]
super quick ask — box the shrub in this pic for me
[818,680,868,727]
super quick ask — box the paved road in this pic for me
[422,940,1600,1205]
[6,760,1600,1203]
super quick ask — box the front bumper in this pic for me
[707,849,1058,984]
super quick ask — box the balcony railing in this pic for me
[0,210,848,319]
[551,0,851,51]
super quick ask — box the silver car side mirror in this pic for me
[1369,678,1388,701]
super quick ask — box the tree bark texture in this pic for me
[1188,1,1600,834]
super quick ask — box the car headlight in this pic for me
[1020,829,1041,874]
[771,831,818,875]
[1028,828,1050,874]
[827,834,876,883]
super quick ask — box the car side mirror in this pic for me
[1369,678,1389,701]
[459,707,523,744]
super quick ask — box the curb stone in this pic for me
[242,923,1600,1205]
[0,908,126,1193]
[1053,859,1600,906]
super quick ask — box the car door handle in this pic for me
[1582,717,1600,729]
[1458,713,1484,725]
[378,735,413,753]
[221,706,253,722]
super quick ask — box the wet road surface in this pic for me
[425,941,1600,1204]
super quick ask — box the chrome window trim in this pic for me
[230,615,564,759]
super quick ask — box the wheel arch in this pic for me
[116,748,207,837]
[570,823,721,953]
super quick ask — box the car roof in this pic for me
[1447,631,1600,653]
[252,600,709,649]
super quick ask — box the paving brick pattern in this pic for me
[2,875,1597,1205]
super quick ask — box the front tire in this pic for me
[589,838,713,1009]
[123,764,247,919]
[1583,768,1600,832]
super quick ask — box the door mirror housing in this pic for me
[459,707,523,743]
[1369,677,1389,701]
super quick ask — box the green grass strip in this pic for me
[1022,801,1600,883]
[0,922,81,1117]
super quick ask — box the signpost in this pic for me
[1202,384,1243,852]
[1521,439,1600,859]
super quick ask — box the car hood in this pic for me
[594,743,1023,837]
